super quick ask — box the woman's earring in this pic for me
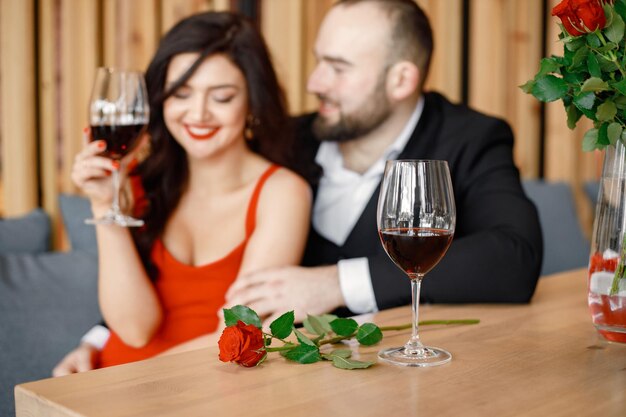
[245,114,259,141]
[244,125,254,141]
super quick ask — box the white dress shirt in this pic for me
[313,97,425,313]
[83,98,425,349]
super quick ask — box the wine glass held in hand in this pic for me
[86,67,149,227]
[377,160,456,367]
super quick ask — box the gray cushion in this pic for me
[0,209,50,254]
[0,251,100,417]
[59,194,98,255]
[523,180,590,275]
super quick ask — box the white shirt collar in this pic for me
[315,96,425,178]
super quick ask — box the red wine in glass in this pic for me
[377,159,456,367]
[379,227,453,276]
[90,124,145,160]
[85,67,149,227]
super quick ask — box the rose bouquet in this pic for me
[522,0,626,151]
[522,0,626,294]
[217,305,478,370]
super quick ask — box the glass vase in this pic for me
[588,141,626,343]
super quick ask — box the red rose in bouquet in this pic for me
[552,0,608,36]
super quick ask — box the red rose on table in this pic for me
[218,320,266,367]
[552,0,607,36]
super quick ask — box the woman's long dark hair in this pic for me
[132,12,294,279]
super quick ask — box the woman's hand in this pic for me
[71,127,145,217]
[71,128,118,215]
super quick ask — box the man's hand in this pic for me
[52,343,98,377]
[225,265,345,324]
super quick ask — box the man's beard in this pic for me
[312,78,391,143]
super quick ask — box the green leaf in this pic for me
[331,356,375,370]
[303,315,329,336]
[605,3,616,27]
[519,79,535,94]
[598,122,611,146]
[356,323,383,346]
[304,314,338,335]
[598,42,618,54]
[612,80,626,96]
[531,75,568,102]
[569,45,589,68]
[329,349,352,359]
[269,311,294,339]
[581,77,609,93]
[582,128,599,151]
[598,56,619,72]
[616,0,626,22]
[617,97,626,111]
[293,327,316,346]
[564,35,585,51]
[282,344,321,364]
[223,305,262,328]
[587,53,602,78]
[563,71,585,85]
[566,104,583,130]
[330,318,359,337]
[537,57,562,77]
[608,122,623,146]
[573,91,595,110]
[607,13,626,44]
[587,32,602,48]
[596,101,617,121]
[579,105,597,120]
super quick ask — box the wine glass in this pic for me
[377,160,456,367]
[85,67,149,227]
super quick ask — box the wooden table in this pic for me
[15,269,626,417]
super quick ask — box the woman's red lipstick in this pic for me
[184,124,220,140]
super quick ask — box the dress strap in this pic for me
[245,164,281,237]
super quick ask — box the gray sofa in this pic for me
[0,195,100,417]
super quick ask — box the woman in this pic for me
[67,11,310,368]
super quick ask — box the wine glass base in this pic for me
[85,211,144,227]
[378,346,451,367]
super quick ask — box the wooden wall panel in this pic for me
[58,0,99,195]
[418,0,462,103]
[39,0,62,245]
[261,0,305,114]
[469,0,543,179]
[0,0,38,216]
[103,0,159,71]
[301,0,335,113]
[212,0,230,11]
[161,0,213,34]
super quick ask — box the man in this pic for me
[225,0,542,322]
[54,0,542,374]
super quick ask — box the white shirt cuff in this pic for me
[337,257,379,314]
[80,325,110,350]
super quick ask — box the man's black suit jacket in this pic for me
[294,92,543,312]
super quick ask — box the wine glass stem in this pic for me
[406,273,425,354]
[111,166,121,215]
